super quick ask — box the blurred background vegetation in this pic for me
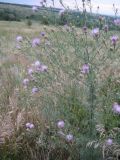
[0,2,119,30]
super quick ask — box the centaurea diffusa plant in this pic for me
[0,0,120,160]
[16,1,120,159]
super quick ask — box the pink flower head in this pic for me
[110,35,119,46]
[26,122,34,129]
[16,36,23,42]
[114,19,120,26]
[81,64,89,74]
[57,120,65,129]
[112,102,120,114]
[66,134,73,142]
[91,28,99,38]
[32,6,38,12]
[32,87,39,94]
[23,78,29,86]
[32,38,40,47]
[106,138,113,146]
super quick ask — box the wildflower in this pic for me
[66,134,73,142]
[104,25,109,33]
[40,32,45,37]
[32,6,38,12]
[112,102,120,114]
[32,38,40,47]
[16,36,23,42]
[32,87,39,94]
[40,65,48,72]
[83,26,87,33]
[28,68,34,75]
[81,64,89,74]
[34,60,41,67]
[91,28,99,38]
[110,35,119,46]
[57,120,65,129]
[106,138,113,146]
[36,64,48,72]
[114,19,120,26]
[26,122,34,129]
[23,78,29,86]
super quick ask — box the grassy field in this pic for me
[0,20,120,159]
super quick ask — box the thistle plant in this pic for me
[0,0,120,160]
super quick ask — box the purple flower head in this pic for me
[16,36,23,42]
[57,120,65,129]
[104,25,109,33]
[34,60,41,68]
[91,28,99,38]
[26,122,34,129]
[106,138,113,146]
[32,87,39,94]
[32,38,40,47]
[40,64,48,72]
[83,26,87,33]
[112,102,120,114]
[36,64,48,72]
[110,35,119,46]
[81,64,89,74]
[32,6,38,12]
[66,134,74,142]
[40,32,45,37]
[28,68,34,75]
[114,19,120,26]
[23,78,29,86]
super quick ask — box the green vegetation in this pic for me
[0,1,120,160]
[0,2,118,30]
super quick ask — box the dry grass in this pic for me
[0,20,120,159]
